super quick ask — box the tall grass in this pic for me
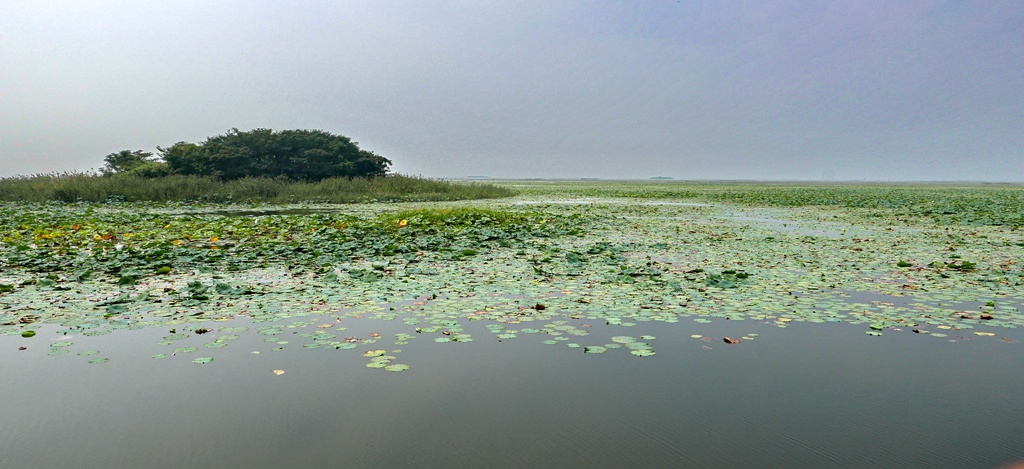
[0,172,514,203]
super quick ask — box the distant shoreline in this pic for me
[450,178,1024,186]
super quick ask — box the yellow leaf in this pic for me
[210,237,219,242]
[272,370,285,375]
[397,219,408,227]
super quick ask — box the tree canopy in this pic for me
[104,128,391,181]
[102,150,156,174]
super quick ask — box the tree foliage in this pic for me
[157,128,391,181]
[102,150,157,175]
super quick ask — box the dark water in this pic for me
[2,319,1023,468]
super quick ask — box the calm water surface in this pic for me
[2,319,1023,468]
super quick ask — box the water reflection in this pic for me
[2,319,1022,468]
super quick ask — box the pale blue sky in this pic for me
[1,1,1021,180]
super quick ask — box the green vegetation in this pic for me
[154,128,390,181]
[382,207,543,228]
[0,173,512,203]
[1,182,1021,368]
[5,128,516,203]
[101,128,390,181]
[102,150,168,177]
[504,181,1024,226]
[0,204,577,282]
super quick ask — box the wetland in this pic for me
[2,181,1023,468]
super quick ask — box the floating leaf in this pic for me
[192,357,213,364]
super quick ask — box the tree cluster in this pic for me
[100,150,169,177]
[102,128,391,181]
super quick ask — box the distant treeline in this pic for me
[0,127,519,203]
[0,173,513,203]
[103,128,390,181]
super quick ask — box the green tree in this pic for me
[124,161,172,178]
[102,150,156,175]
[160,128,391,181]
[157,142,211,176]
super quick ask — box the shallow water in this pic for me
[2,318,1022,468]
[3,191,1023,468]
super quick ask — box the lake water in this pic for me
[3,316,1022,468]
[3,193,1023,468]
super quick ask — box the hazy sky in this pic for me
[2,1,1022,181]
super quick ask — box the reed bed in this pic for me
[0,172,513,203]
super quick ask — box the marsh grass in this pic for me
[0,172,513,203]
[504,181,1024,227]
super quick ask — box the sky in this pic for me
[1,1,1022,181]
